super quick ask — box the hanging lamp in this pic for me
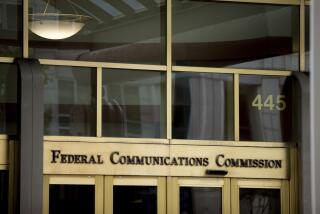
[29,0,91,40]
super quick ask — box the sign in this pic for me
[51,150,104,164]
[109,151,209,167]
[44,142,289,179]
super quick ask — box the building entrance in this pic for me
[43,175,289,214]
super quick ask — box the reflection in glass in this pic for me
[239,75,292,142]
[0,64,17,135]
[44,66,96,136]
[240,188,280,214]
[114,186,157,214]
[0,171,8,214]
[305,6,310,71]
[173,72,234,140]
[0,0,22,57]
[49,184,94,214]
[102,69,166,138]
[173,0,299,71]
[180,187,222,214]
[29,0,166,64]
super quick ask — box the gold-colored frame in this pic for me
[0,137,8,167]
[41,65,292,145]
[104,176,166,214]
[0,57,14,63]
[168,177,231,214]
[0,0,308,213]
[43,175,104,214]
[0,0,300,143]
[0,0,308,144]
[231,179,290,214]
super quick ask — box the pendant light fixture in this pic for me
[29,0,91,40]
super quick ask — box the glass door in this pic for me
[104,176,166,214]
[43,176,290,214]
[168,177,230,214]
[43,175,103,214]
[0,138,8,213]
[231,179,289,214]
[0,168,8,214]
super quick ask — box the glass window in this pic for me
[0,0,22,57]
[102,69,166,138]
[113,186,157,214]
[239,75,292,142]
[29,0,166,65]
[180,187,222,214]
[44,66,96,136]
[0,171,8,214]
[173,72,234,140]
[49,184,94,214]
[0,63,17,135]
[240,188,280,214]
[173,0,299,71]
[305,5,310,71]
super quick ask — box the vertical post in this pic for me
[300,0,305,72]
[310,1,320,213]
[97,67,102,137]
[166,0,172,140]
[16,59,43,214]
[291,72,309,214]
[234,73,239,141]
[23,0,29,58]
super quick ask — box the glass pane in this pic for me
[239,75,292,142]
[173,72,234,140]
[29,0,166,65]
[113,186,157,214]
[0,171,8,214]
[0,0,22,57]
[102,69,166,138]
[49,184,94,214]
[240,188,280,214]
[180,187,222,214]
[173,1,299,71]
[305,6,310,72]
[44,66,96,136]
[0,63,17,135]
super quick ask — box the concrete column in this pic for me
[310,1,320,213]
[17,59,44,214]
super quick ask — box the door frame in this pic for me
[231,179,290,214]
[43,175,104,214]
[104,176,166,214]
[42,176,290,214]
[167,177,231,214]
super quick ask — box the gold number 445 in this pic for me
[251,95,286,111]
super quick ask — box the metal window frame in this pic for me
[43,175,104,214]
[231,179,290,214]
[0,0,309,213]
[104,176,166,214]
[0,0,307,144]
[168,177,231,214]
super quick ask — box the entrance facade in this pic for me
[42,176,290,214]
[39,138,294,214]
[0,0,309,213]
